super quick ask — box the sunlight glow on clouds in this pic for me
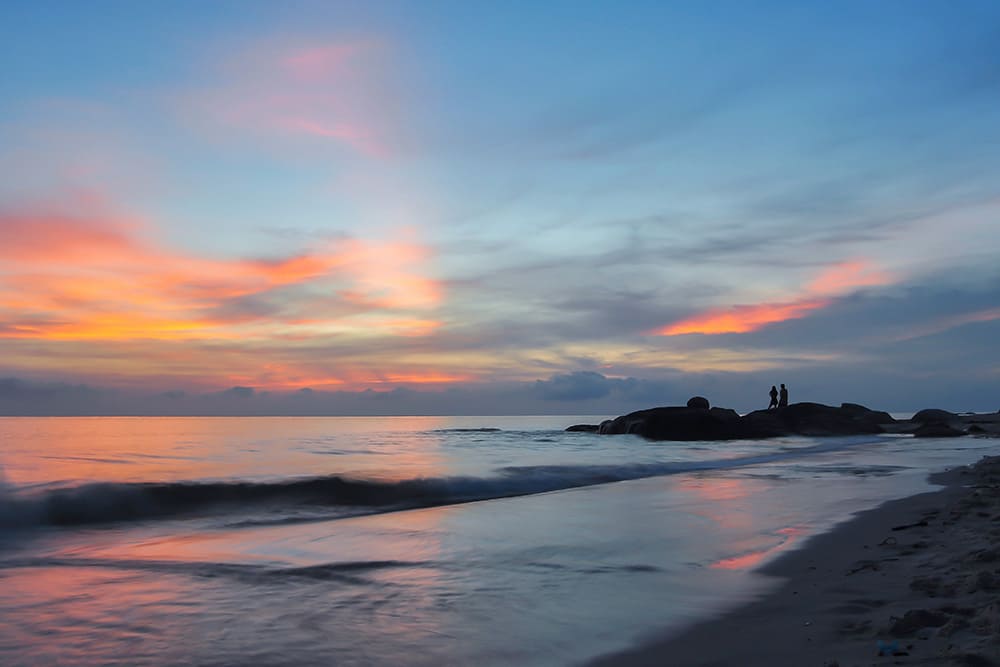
[656,299,833,336]
[0,194,442,344]
[806,261,894,296]
[655,260,896,336]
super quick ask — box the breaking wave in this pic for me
[0,436,884,529]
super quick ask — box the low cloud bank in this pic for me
[1,366,997,417]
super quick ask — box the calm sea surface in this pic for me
[0,416,994,665]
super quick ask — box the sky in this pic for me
[1,0,998,415]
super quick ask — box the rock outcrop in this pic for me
[565,423,599,432]
[912,408,958,424]
[913,423,966,438]
[597,405,771,440]
[577,401,896,441]
[567,401,1000,440]
[743,402,891,437]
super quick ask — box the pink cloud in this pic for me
[806,260,894,296]
[185,38,396,157]
[282,44,359,80]
[654,259,896,336]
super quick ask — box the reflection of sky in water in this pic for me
[1,418,998,665]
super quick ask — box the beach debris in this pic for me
[891,520,929,531]
[938,608,975,637]
[847,559,882,575]
[888,608,949,636]
[953,652,997,666]
[910,575,958,598]
[837,618,873,636]
[971,548,1000,563]
[876,639,899,655]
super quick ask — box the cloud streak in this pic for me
[185,38,398,157]
[654,260,895,336]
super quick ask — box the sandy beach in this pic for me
[592,442,1000,666]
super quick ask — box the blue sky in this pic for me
[0,1,998,414]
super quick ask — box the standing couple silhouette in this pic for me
[768,384,788,409]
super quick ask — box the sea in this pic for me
[0,415,995,666]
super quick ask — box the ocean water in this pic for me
[0,415,995,666]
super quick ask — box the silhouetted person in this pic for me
[768,385,778,409]
[778,383,788,408]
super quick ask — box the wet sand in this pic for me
[591,451,1000,667]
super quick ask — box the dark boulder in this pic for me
[565,424,599,432]
[744,402,886,437]
[912,408,957,423]
[840,402,895,424]
[913,423,966,438]
[598,419,618,435]
[585,401,893,441]
[686,396,710,410]
[633,406,768,441]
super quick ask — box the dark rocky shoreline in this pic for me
[567,399,1000,441]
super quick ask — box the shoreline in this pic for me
[589,454,1000,666]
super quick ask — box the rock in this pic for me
[686,396,710,410]
[637,406,764,441]
[598,419,618,435]
[586,401,889,441]
[744,402,886,437]
[914,423,966,438]
[840,402,895,424]
[710,407,740,420]
[565,424,599,432]
[912,408,958,423]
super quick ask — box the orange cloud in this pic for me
[657,299,831,335]
[655,259,895,336]
[216,363,470,392]
[0,198,442,346]
[0,211,141,263]
[369,372,471,385]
